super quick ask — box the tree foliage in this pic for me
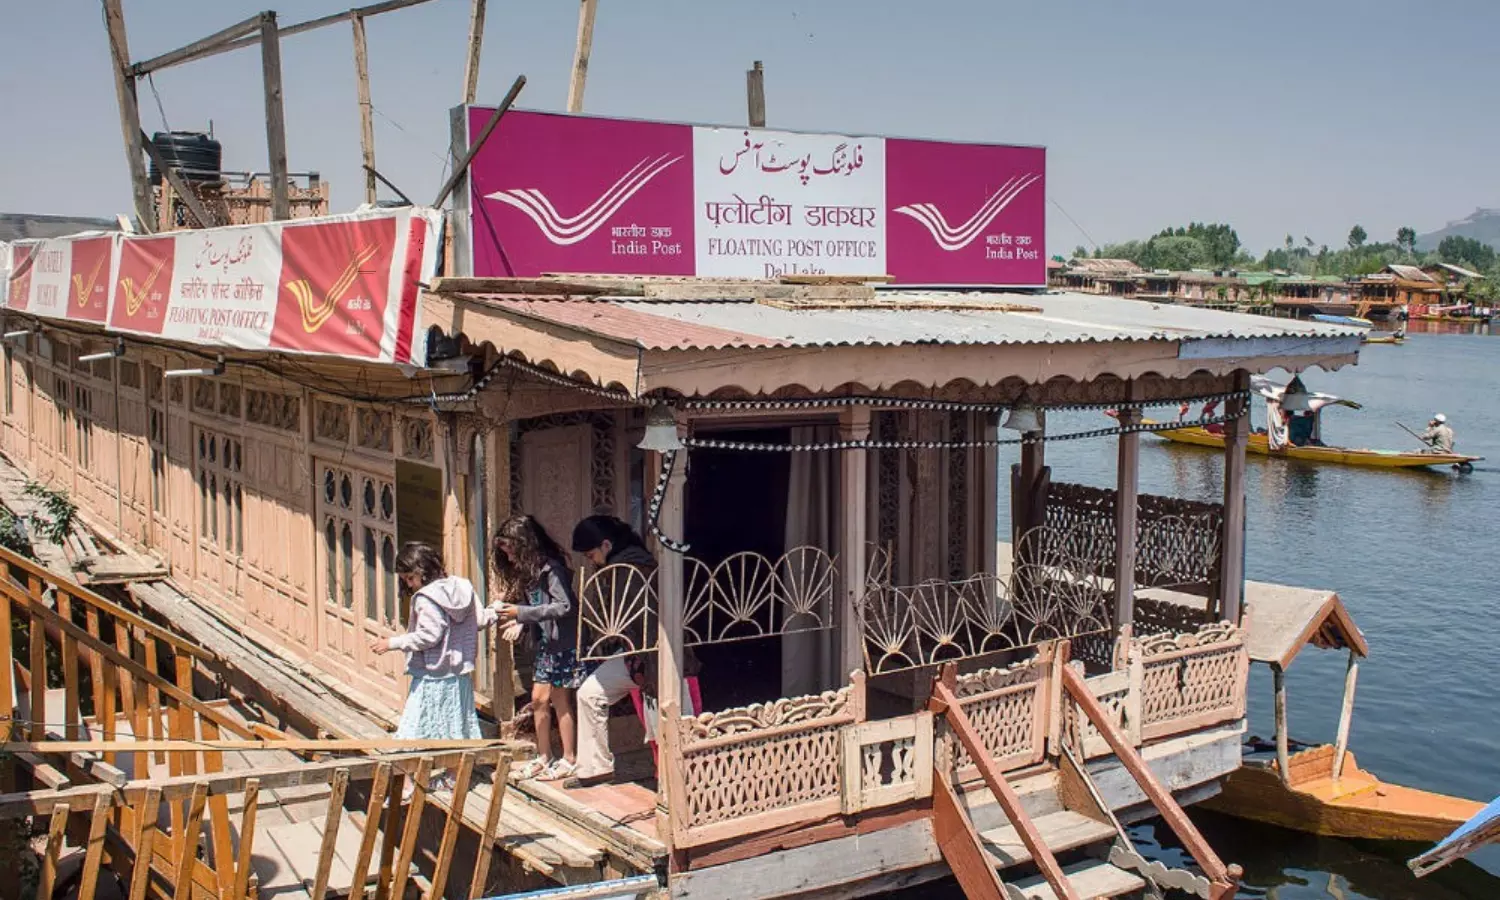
[1437,235,1497,272]
[1348,225,1368,249]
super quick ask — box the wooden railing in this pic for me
[1060,662,1241,900]
[0,746,515,900]
[1137,623,1248,741]
[945,649,1054,779]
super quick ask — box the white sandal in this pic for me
[514,757,552,780]
[542,758,576,781]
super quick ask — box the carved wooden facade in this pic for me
[0,335,452,708]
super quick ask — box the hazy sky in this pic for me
[2,0,1496,256]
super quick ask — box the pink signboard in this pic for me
[466,109,1045,286]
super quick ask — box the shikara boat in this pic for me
[1151,375,1481,471]
[1199,585,1485,842]
[1361,333,1405,345]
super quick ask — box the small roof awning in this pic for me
[1242,581,1369,669]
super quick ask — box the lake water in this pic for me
[904,326,1500,899]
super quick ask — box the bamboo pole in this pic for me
[1331,650,1360,780]
[351,13,377,206]
[566,0,599,113]
[462,0,487,104]
[1273,665,1291,785]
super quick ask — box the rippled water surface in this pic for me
[894,327,1500,899]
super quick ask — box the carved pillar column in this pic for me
[1220,371,1250,623]
[837,407,871,682]
[656,441,688,716]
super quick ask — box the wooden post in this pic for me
[1273,665,1291,785]
[309,768,350,900]
[746,60,766,127]
[1114,406,1141,656]
[656,441,688,715]
[259,12,291,221]
[0,592,12,730]
[101,0,155,232]
[838,407,871,680]
[1331,650,1360,780]
[566,0,599,113]
[980,412,999,577]
[1016,409,1046,540]
[1220,371,1250,623]
[488,428,515,723]
[462,0,487,104]
[351,13,377,206]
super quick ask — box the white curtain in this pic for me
[782,425,835,698]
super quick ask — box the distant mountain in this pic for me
[1417,208,1500,252]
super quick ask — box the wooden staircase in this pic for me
[928,654,1242,900]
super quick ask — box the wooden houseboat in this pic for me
[0,203,1367,898]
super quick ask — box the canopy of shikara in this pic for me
[423,279,1363,402]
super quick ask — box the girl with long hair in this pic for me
[369,542,498,792]
[493,515,588,780]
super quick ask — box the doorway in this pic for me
[683,427,791,711]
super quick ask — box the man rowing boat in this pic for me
[1420,414,1456,454]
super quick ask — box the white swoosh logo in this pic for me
[893,173,1041,251]
[486,154,682,246]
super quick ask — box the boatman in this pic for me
[1420,414,1455,453]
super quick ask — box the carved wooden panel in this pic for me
[947,657,1049,776]
[1138,623,1247,741]
[518,424,593,554]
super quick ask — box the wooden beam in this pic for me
[349,763,391,900]
[428,753,475,899]
[389,758,431,900]
[462,0,487,105]
[469,771,510,899]
[77,789,112,900]
[932,768,1005,899]
[566,0,599,113]
[351,13,378,207]
[39,802,70,900]
[126,788,162,900]
[125,13,262,78]
[309,768,350,900]
[139,128,216,227]
[931,671,1079,900]
[432,74,526,209]
[171,783,208,900]
[746,60,766,127]
[126,0,438,76]
[100,0,155,232]
[230,779,260,900]
[3,738,516,754]
[1331,650,1359,780]
[1060,664,1240,898]
[260,12,290,221]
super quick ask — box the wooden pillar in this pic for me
[462,0,487,105]
[1015,408,1046,541]
[488,426,515,719]
[746,61,766,127]
[566,0,599,113]
[838,407,871,681]
[351,13,377,207]
[656,439,688,715]
[980,412,999,576]
[1114,407,1141,645]
[259,12,290,221]
[1331,650,1360,780]
[101,0,154,232]
[911,411,944,582]
[1220,372,1250,623]
[1273,665,1291,785]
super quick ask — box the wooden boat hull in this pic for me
[1361,335,1404,345]
[1202,749,1484,842]
[1149,422,1480,469]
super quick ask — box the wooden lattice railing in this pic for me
[942,649,1054,779]
[1137,623,1248,741]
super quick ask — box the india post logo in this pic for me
[110,237,175,335]
[272,217,395,358]
[69,236,113,323]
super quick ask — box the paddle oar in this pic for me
[1396,421,1433,450]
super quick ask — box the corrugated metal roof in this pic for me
[1388,264,1439,283]
[466,290,1361,352]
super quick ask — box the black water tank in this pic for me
[147,131,222,186]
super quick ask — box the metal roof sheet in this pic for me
[469,290,1361,352]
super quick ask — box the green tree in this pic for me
[1348,225,1368,249]
[1437,235,1497,272]
[1396,227,1417,256]
[1140,235,1208,270]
